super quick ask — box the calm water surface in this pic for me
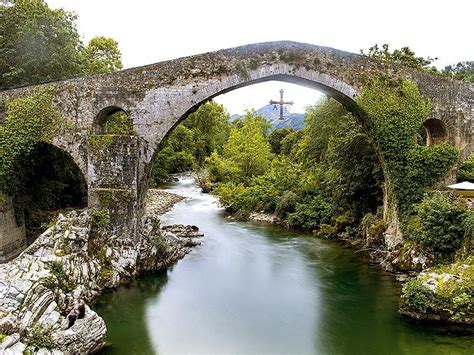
[95,176,473,354]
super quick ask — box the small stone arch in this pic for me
[93,106,134,135]
[422,118,449,146]
[1,142,88,257]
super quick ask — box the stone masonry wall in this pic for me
[0,193,25,261]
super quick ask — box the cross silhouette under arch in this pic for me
[269,89,294,120]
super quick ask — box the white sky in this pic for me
[46,0,474,114]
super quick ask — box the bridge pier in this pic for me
[87,135,146,241]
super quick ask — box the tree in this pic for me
[361,44,438,71]
[0,0,83,89]
[223,112,274,181]
[184,101,231,164]
[442,61,474,83]
[268,128,293,154]
[149,102,232,185]
[82,36,123,75]
[0,0,123,89]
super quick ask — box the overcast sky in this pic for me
[47,0,473,114]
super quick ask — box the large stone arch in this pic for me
[134,66,363,165]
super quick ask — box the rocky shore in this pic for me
[0,190,200,354]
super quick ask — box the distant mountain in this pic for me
[230,104,305,130]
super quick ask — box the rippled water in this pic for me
[95,176,473,354]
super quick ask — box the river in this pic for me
[95,176,473,354]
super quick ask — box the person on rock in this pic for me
[76,299,86,319]
[66,299,86,328]
[66,307,78,329]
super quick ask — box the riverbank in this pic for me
[0,190,200,354]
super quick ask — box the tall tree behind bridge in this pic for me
[0,0,122,90]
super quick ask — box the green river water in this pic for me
[95,176,473,354]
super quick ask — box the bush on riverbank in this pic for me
[401,257,474,324]
[405,192,471,260]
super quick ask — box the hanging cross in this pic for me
[269,89,294,120]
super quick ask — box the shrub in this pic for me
[104,111,133,135]
[275,191,299,218]
[457,153,474,182]
[90,209,109,229]
[402,278,433,313]
[407,192,468,257]
[287,195,332,231]
[316,223,338,237]
[42,260,75,292]
[27,324,55,350]
[213,182,253,218]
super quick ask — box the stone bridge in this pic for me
[0,41,473,259]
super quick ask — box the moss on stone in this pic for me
[87,135,114,155]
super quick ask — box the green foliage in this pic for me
[104,111,133,135]
[150,102,231,185]
[286,98,383,221]
[0,0,83,89]
[457,153,474,182]
[406,192,469,258]
[0,87,60,197]
[357,77,459,212]
[0,333,6,343]
[361,43,438,71]
[268,128,293,154]
[45,260,75,292]
[275,191,299,218]
[461,211,474,256]
[88,135,114,153]
[442,61,474,83]
[361,212,386,241]
[402,278,433,313]
[280,130,303,157]
[211,98,383,233]
[0,0,123,89]
[90,208,110,229]
[213,182,253,219]
[26,324,55,350]
[82,36,123,76]
[403,259,473,320]
[184,101,231,164]
[287,195,332,231]
[220,112,273,181]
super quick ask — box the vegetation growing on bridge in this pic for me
[0,87,60,196]
[357,77,459,213]
[0,88,87,235]
[362,44,474,83]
